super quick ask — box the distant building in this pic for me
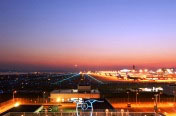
[50,85,100,102]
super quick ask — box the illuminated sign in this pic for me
[71,98,103,116]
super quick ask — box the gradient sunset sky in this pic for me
[0,0,176,71]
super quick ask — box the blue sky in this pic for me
[0,0,176,71]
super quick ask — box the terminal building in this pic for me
[50,85,100,102]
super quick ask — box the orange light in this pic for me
[14,102,20,107]
[56,98,61,102]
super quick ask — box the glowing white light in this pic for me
[157,69,163,73]
[14,102,20,107]
[120,69,131,73]
[139,69,143,73]
[56,98,61,102]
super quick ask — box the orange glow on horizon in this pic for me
[1,48,176,69]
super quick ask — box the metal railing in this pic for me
[3,112,158,116]
[108,98,176,103]
[0,97,175,106]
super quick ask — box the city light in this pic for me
[1,0,176,115]
[139,69,143,73]
[56,98,61,102]
[14,102,20,107]
[144,69,148,72]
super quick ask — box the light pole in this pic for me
[43,91,45,103]
[175,86,176,103]
[13,91,17,102]
[126,91,131,108]
[158,92,162,103]
[154,94,158,113]
[173,90,176,102]
[126,91,129,103]
[136,91,138,104]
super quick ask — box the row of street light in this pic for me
[126,90,164,114]
[12,90,48,103]
[126,91,163,104]
[126,90,139,104]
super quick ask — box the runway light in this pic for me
[14,102,20,107]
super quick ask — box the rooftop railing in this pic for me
[3,112,158,116]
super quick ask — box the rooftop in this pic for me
[51,89,99,94]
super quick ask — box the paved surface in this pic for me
[108,100,176,116]
[1,98,176,116]
[90,73,176,83]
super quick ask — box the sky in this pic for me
[0,0,176,72]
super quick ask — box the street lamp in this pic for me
[43,91,45,103]
[13,91,17,102]
[158,91,162,103]
[136,91,139,104]
[126,91,129,103]
[173,90,176,102]
[154,94,158,113]
[126,91,131,108]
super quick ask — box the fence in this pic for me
[0,97,174,104]
[107,98,175,103]
[3,112,158,116]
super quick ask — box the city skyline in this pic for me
[1,0,176,71]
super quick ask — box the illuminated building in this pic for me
[50,85,100,102]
